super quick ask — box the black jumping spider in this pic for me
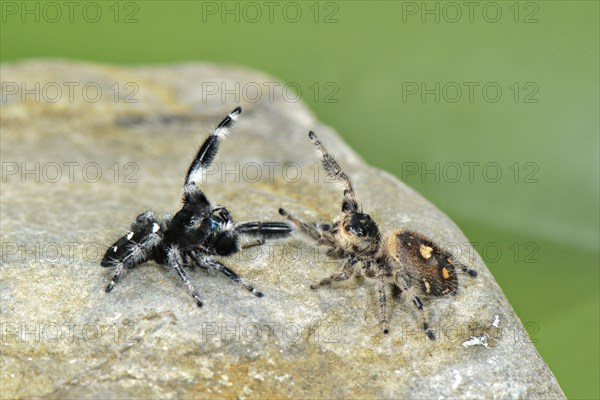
[279,131,477,339]
[101,107,292,307]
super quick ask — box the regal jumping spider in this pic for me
[279,131,477,339]
[101,107,292,307]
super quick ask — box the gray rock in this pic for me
[1,60,564,399]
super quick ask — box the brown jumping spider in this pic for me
[279,131,477,339]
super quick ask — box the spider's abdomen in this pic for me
[101,235,132,267]
[101,213,162,268]
[388,229,459,296]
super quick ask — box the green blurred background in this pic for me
[1,1,598,397]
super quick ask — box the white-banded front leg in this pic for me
[185,107,241,187]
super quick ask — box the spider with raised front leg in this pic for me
[101,107,292,307]
[279,131,477,339]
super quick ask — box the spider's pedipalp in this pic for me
[308,131,358,213]
[185,106,242,186]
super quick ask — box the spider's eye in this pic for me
[210,216,222,232]
[346,213,378,238]
[186,216,198,227]
[347,224,364,236]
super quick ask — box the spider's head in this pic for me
[339,212,380,252]
[166,207,212,250]
[346,212,379,238]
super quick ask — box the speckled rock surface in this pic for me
[1,60,564,399]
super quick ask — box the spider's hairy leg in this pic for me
[278,208,328,243]
[189,251,264,297]
[102,211,162,293]
[105,264,124,293]
[377,276,390,334]
[308,131,358,213]
[314,223,332,231]
[310,257,357,289]
[235,221,293,248]
[395,274,436,340]
[458,262,478,277]
[167,246,203,307]
[185,106,242,187]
